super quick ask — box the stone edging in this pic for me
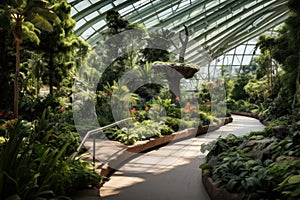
[100,117,233,178]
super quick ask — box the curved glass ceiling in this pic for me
[68,0,289,71]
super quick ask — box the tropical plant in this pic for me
[0,117,102,199]
[0,0,61,118]
[38,0,88,95]
[104,120,165,145]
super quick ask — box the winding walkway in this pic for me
[99,115,265,200]
[74,115,265,200]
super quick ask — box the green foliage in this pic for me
[96,10,146,91]
[268,160,300,200]
[263,94,292,120]
[244,78,269,102]
[141,29,174,63]
[127,62,165,101]
[230,75,254,101]
[0,117,102,199]
[201,123,300,199]
[151,96,181,118]
[35,0,87,94]
[200,134,244,161]
[104,120,165,145]
[198,111,212,125]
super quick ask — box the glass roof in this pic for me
[67,0,289,76]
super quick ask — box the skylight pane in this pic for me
[244,45,255,54]
[119,5,135,16]
[70,7,78,16]
[82,27,95,40]
[158,8,173,21]
[92,20,106,30]
[177,0,191,11]
[100,3,113,13]
[133,0,150,9]
[114,0,127,6]
[74,0,91,11]
[75,18,86,30]
[85,11,98,21]
[235,45,245,54]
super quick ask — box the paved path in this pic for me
[95,115,265,200]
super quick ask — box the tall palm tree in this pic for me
[0,0,60,118]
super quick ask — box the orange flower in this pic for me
[145,106,149,111]
[130,109,136,114]
[175,96,180,101]
[207,104,211,107]
[185,102,191,108]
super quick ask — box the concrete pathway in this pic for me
[95,115,265,200]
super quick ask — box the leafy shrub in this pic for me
[0,119,102,199]
[104,120,165,145]
[165,117,181,132]
[268,160,300,200]
[199,111,212,125]
[230,75,253,101]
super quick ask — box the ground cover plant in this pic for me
[200,120,300,199]
[200,2,300,196]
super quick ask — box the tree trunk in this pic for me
[13,18,23,118]
[0,30,12,110]
[49,51,54,94]
[179,25,188,63]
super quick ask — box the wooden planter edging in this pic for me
[202,170,238,200]
[100,116,233,178]
[230,111,269,126]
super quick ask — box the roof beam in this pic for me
[182,0,288,61]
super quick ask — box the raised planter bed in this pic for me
[100,116,233,177]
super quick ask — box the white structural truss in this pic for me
[67,0,289,81]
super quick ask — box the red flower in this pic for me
[175,97,180,101]
[145,106,149,111]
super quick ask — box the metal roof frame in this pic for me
[67,0,289,66]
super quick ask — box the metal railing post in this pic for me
[71,118,131,160]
